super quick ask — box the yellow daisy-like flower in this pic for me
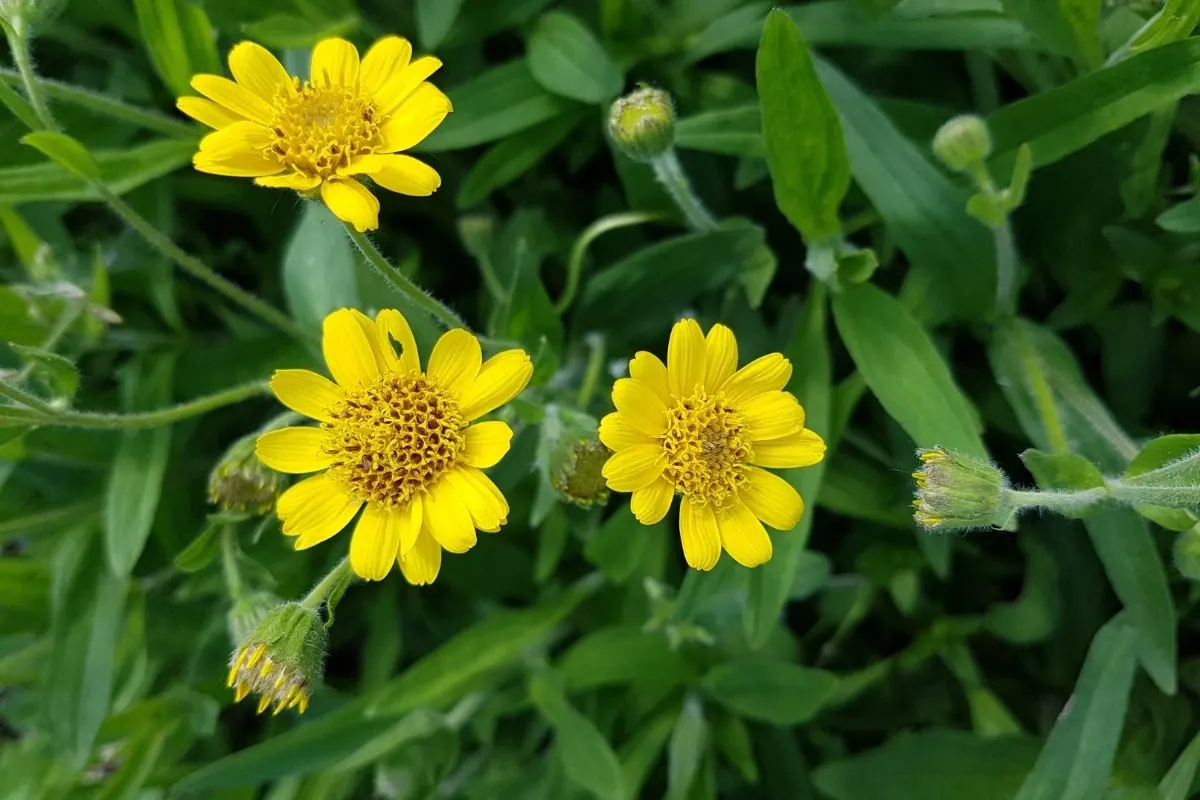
[177,36,450,232]
[255,308,533,585]
[599,320,827,570]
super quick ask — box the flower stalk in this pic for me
[345,226,466,330]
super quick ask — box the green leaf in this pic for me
[667,696,708,800]
[675,105,764,157]
[987,39,1200,173]
[1080,509,1176,694]
[240,13,357,49]
[529,671,626,800]
[1001,0,1101,68]
[172,519,223,573]
[9,343,79,399]
[1159,727,1200,800]
[133,0,220,96]
[985,532,1059,644]
[457,111,582,208]
[419,61,578,152]
[619,711,676,800]
[527,11,624,104]
[417,0,465,49]
[814,729,1040,800]
[833,282,986,458]
[282,202,359,333]
[1020,450,1106,493]
[757,10,849,241]
[702,660,839,727]
[1014,616,1140,800]
[1124,434,1200,531]
[1156,199,1200,233]
[560,626,696,691]
[45,528,127,769]
[577,221,765,342]
[745,288,832,646]
[20,131,100,181]
[816,59,996,318]
[711,712,758,784]
[583,505,650,583]
[1119,0,1200,58]
[0,139,195,204]
[104,357,174,577]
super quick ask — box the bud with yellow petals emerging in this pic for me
[227,602,326,715]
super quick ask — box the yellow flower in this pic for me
[255,308,533,585]
[177,36,451,232]
[599,320,826,570]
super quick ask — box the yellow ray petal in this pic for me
[375,308,421,374]
[740,390,804,441]
[722,353,793,406]
[379,83,451,152]
[679,500,721,571]
[360,36,413,97]
[228,41,293,101]
[422,478,477,553]
[375,56,443,116]
[631,478,675,525]
[740,466,804,530]
[717,500,773,567]
[398,527,442,586]
[177,96,243,129]
[320,178,380,233]
[704,323,738,391]
[310,37,359,87]
[750,428,827,469]
[349,503,402,581]
[445,466,509,532]
[601,443,664,493]
[255,173,321,191]
[427,328,482,398]
[322,307,381,391]
[598,412,655,451]
[255,427,333,473]
[667,318,706,398]
[459,349,533,420]
[612,378,667,436]
[396,494,423,557]
[191,74,273,124]
[269,369,344,422]
[629,350,671,406]
[463,420,513,469]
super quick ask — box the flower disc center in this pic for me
[322,373,465,507]
[661,389,752,508]
[270,83,381,179]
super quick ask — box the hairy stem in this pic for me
[345,226,466,330]
[650,149,717,231]
[16,379,268,429]
[4,21,58,130]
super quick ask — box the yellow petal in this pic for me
[360,36,413,98]
[445,467,509,532]
[193,152,281,178]
[346,308,392,375]
[598,412,654,451]
[198,120,273,153]
[322,307,382,390]
[349,503,402,581]
[717,501,773,568]
[667,318,706,398]
[679,500,721,571]
[255,427,333,473]
[255,173,321,191]
[631,478,675,525]
[740,466,804,530]
[277,476,360,547]
[398,527,441,586]
[722,353,793,406]
[375,56,443,115]
[704,324,738,391]
[379,82,452,152]
[269,368,344,422]
[612,378,667,436]
[228,41,292,101]
[396,495,423,556]
[427,328,482,398]
[629,351,671,405]
[601,443,664,493]
[422,479,477,553]
[376,308,421,374]
[463,420,513,468]
[320,178,380,232]
[460,349,533,420]
[343,153,442,196]
[177,96,242,128]
[276,473,339,519]
[741,391,804,441]
[191,74,273,124]
[751,428,827,469]
[310,37,359,87]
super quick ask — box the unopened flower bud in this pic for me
[540,404,611,508]
[608,86,675,162]
[1174,525,1200,581]
[912,447,1010,531]
[226,590,280,646]
[932,115,992,172]
[227,602,326,715]
[209,431,282,514]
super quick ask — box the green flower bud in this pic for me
[0,0,67,34]
[932,115,992,172]
[539,404,611,508]
[226,602,326,715]
[209,431,282,514]
[1173,525,1200,581]
[608,86,675,163]
[226,590,281,646]
[912,447,1010,531]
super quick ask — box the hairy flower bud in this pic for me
[226,590,280,646]
[209,431,282,514]
[1174,525,1200,581]
[608,86,675,162]
[912,447,1010,531]
[227,602,326,715]
[539,404,611,508]
[932,115,992,172]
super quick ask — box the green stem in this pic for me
[221,526,244,602]
[13,299,83,385]
[4,21,57,131]
[345,225,466,330]
[1006,487,1109,516]
[300,557,352,611]
[650,149,716,231]
[555,211,669,314]
[21,379,268,429]
[576,332,606,408]
[0,378,57,414]
[992,221,1019,318]
[97,185,311,342]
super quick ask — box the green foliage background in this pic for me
[3,0,1200,798]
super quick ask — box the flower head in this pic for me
[932,115,992,173]
[599,320,826,570]
[552,438,612,508]
[255,308,533,585]
[208,431,282,514]
[177,36,451,232]
[608,86,675,162]
[227,602,326,715]
[912,446,1008,530]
